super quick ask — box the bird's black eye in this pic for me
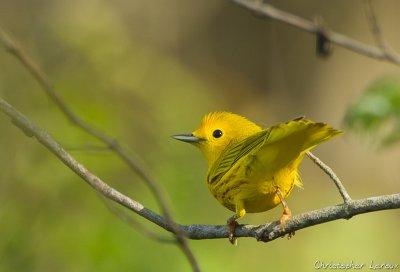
[212,129,223,138]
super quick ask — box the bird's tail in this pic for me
[241,118,341,188]
[279,118,341,188]
[283,118,342,169]
[296,119,342,151]
[262,117,342,171]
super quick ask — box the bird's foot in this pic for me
[227,217,238,245]
[276,187,293,233]
[286,231,296,240]
[279,207,295,239]
[279,209,292,229]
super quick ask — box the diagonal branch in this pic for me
[232,0,400,66]
[98,195,175,244]
[363,0,400,62]
[0,96,399,244]
[363,0,388,51]
[0,27,200,272]
[306,151,351,203]
[183,193,400,241]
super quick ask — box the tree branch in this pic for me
[0,27,200,272]
[1,96,399,244]
[306,151,351,203]
[98,195,175,244]
[65,143,111,153]
[363,0,400,63]
[232,0,400,66]
[183,192,400,241]
[363,0,388,51]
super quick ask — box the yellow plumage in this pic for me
[173,111,341,243]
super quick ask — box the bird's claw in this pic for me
[279,212,291,230]
[287,231,295,239]
[279,208,295,239]
[227,218,238,245]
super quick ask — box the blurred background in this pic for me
[0,0,399,271]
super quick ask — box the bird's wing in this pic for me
[242,119,341,181]
[207,129,270,184]
[207,119,341,184]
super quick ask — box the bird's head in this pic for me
[173,111,262,167]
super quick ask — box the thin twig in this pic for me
[363,0,388,51]
[232,0,400,66]
[65,144,111,152]
[363,0,400,63]
[99,195,175,244]
[306,151,351,203]
[1,96,399,243]
[0,27,200,272]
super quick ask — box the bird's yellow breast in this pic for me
[208,156,301,213]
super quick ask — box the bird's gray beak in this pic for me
[172,133,201,143]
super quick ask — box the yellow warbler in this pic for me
[173,112,341,243]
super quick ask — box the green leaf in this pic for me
[344,76,400,147]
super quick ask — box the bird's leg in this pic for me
[227,215,239,245]
[275,187,294,237]
[227,200,246,245]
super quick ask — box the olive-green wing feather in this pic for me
[207,129,270,184]
[207,119,341,184]
[243,119,342,181]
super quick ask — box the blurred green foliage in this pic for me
[344,77,400,147]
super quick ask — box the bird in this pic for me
[172,111,341,244]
